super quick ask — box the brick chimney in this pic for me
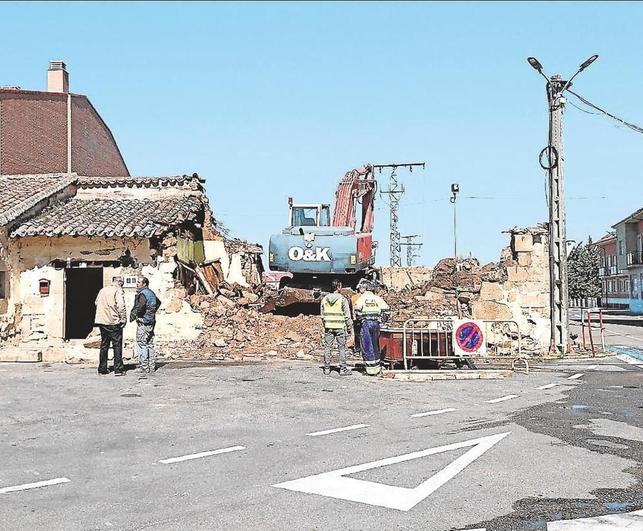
[47,60,69,93]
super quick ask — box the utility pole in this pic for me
[377,162,426,267]
[548,75,569,354]
[401,234,423,266]
[527,54,598,354]
[450,183,460,258]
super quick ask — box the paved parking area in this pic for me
[1,357,642,530]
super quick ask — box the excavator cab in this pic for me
[268,166,378,295]
[288,200,331,228]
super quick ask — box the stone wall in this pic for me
[382,226,551,354]
[473,226,550,352]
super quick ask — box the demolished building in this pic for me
[175,225,552,361]
[0,173,263,360]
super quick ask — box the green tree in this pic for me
[568,238,601,300]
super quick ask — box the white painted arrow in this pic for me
[274,432,510,511]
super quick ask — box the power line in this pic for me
[395,195,611,206]
[567,89,643,134]
[567,99,599,115]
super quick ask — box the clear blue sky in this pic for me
[2,2,642,266]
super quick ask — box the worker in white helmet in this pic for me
[353,280,390,376]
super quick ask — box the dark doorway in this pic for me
[65,267,103,339]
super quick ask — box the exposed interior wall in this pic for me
[204,240,260,287]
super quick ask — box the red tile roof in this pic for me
[11,195,203,238]
[0,173,76,226]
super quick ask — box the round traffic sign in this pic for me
[455,321,484,353]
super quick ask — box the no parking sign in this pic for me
[453,320,486,356]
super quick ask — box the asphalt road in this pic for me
[1,356,643,531]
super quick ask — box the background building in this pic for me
[0,61,128,176]
[596,207,643,314]
[596,233,629,309]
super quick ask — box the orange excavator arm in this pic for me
[331,164,376,233]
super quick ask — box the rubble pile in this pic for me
[383,258,508,323]
[163,285,325,361]
[160,226,551,359]
[163,258,509,361]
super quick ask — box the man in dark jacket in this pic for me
[130,276,162,379]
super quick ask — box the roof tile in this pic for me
[0,173,77,226]
[11,196,203,239]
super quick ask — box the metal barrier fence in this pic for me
[400,318,527,372]
[580,308,605,355]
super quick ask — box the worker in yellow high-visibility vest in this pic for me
[354,280,390,376]
[320,279,353,376]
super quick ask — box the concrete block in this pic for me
[513,234,533,253]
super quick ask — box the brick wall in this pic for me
[0,92,67,174]
[0,90,128,177]
[70,95,128,177]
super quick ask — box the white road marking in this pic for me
[536,383,558,390]
[307,424,369,437]
[411,408,457,418]
[274,432,511,511]
[548,508,643,529]
[567,373,584,380]
[0,477,70,494]
[586,365,598,370]
[486,395,518,403]
[616,354,643,366]
[160,445,245,464]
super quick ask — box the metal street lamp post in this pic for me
[527,54,598,354]
[450,183,460,258]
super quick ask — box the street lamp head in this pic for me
[579,54,599,71]
[527,57,544,72]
